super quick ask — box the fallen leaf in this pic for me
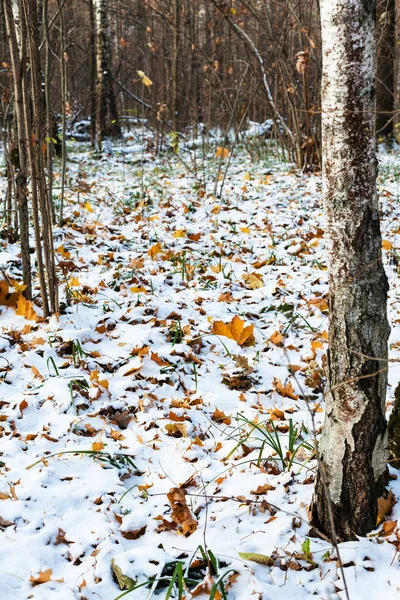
[380,520,397,536]
[382,239,393,250]
[165,422,187,437]
[268,406,285,420]
[269,331,284,346]
[91,441,105,452]
[112,560,135,591]
[243,272,264,290]
[216,146,229,159]
[238,552,274,566]
[250,484,276,495]
[16,296,38,321]
[212,408,231,425]
[212,315,254,346]
[30,569,52,585]
[273,378,299,400]
[167,487,198,536]
[121,526,147,540]
[151,352,170,367]
[376,491,396,525]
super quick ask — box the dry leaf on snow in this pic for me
[273,378,299,400]
[212,315,254,346]
[376,490,396,526]
[167,487,198,536]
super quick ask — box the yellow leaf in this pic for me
[68,276,80,287]
[148,242,163,259]
[16,296,38,321]
[130,286,147,293]
[243,172,251,181]
[84,201,93,212]
[243,272,264,289]
[173,230,186,238]
[10,278,27,293]
[90,370,109,390]
[212,315,254,346]
[137,70,153,86]
[382,240,393,251]
[56,244,71,258]
[216,146,229,159]
[241,227,250,234]
[91,441,105,452]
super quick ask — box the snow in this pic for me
[0,141,400,599]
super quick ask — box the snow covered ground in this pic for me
[1,144,400,599]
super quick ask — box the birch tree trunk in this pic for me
[311,0,390,541]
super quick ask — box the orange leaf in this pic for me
[148,242,163,259]
[376,491,396,526]
[382,240,393,251]
[151,352,170,367]
[212,408,231,425]
[273,378,298,400]
[167,487,198,536]
[380,520,397,536]
[16,296,38,321]
[216,146,229,159]
[269,331,284,346]
[268,406,285,420]
[212,315,254,346]
[30,569,53,585]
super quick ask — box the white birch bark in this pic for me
[312,0,390,540]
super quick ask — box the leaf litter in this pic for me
[0,145,400,599]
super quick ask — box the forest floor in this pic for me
[1,141,400,600]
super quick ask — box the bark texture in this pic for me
[94,0,121,147]
[395,0,400,140]
[376,0,395,136]
[312,0,390,541]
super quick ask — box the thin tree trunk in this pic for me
[395,0,400,140]
[88,0,96,147]
[23,0,58,315]
[43,0,55,223]
[376,0,395,136]
[311,0,390,541]
[57,0,67,226]
[3,0,32,298]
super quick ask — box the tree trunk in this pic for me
[23,0,58,315]
[88,0,96,146]
[311,0,390,541]
[376,0,395,136]
[395,0,400,140]
[94,0,121,149]
[3,0,32,298]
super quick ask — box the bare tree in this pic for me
[311,0,390,540]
